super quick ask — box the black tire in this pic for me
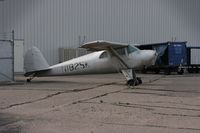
[127,79,135,86]
[187,68,193,73]
[136,77,142,84]
[155,69,160,74]
[177,69,184,75]
[164,68,171,75]
[195,67,199,73]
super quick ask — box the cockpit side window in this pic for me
[116,48,126,55]
[99,51,108,59]
[127,44,140,54]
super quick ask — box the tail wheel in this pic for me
[26,73,36,82]
[27,79,31,82]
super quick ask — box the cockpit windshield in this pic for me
[127,44,140,54]
[99,51,109,59]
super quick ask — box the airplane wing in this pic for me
[82,40,131,69]
[81,40,128,51]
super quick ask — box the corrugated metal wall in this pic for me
[0,0,200,65]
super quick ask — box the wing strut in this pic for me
[108,47,130,69]
[108,47,142,87]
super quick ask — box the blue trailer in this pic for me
[137,41,187,74]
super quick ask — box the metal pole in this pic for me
[12,30,15,81]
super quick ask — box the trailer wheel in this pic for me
[187,68,193,73]
[164,68,171,75]
[155,69,160,74]
[195,67,199,73]
[177,68,184,75]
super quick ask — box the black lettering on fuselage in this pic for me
[63,62,88,72]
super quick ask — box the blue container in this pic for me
[168,42,187,66]
[136,41,187,74]
[137,41,187,67]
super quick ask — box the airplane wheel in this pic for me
[137,77,142,84]
[127,79,136,86]
[27,79,31,82]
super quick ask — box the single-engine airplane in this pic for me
[24,40,157,86]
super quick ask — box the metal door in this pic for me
[0,40,14,82]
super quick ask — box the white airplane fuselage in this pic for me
[36,50,156,77]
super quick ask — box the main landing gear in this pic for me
[122,69,142,87]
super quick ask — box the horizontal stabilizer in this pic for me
[24,68,50,77]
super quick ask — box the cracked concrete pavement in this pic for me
[0,73,200,133]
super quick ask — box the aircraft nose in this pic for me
[143,50,157,66]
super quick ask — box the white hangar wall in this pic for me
[0,0,200,65]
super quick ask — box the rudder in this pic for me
[24,47,50,74]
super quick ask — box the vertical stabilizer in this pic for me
[24,47,50,73]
